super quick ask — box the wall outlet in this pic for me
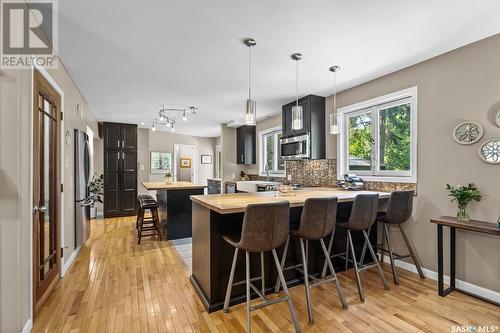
[287,174,292,181]
[140,164,145,170]
[231,173,235,179]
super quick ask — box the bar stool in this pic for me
[360,190,425,284]
[222,202,301,333]
[323,194,389,302]
[137,196,162,244]
[274,197,348,324]
[136,194,155,230]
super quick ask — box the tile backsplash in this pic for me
[286,159,337,186]
[249,159,417,192]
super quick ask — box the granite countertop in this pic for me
[190,188,390,214]
[142,181,208,190]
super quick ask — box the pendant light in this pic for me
[243,38,256,126]
[291,53,303,131]
[329,65,340,134]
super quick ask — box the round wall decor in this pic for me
[453,121,483,145]
[478,139,500,164]
[496,110,500,127]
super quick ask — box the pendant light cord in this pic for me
[333,70,337,112]
[248,46,251,100]
[295,59,299,107]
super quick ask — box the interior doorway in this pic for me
[32,69,62,315]
[173,144,196,182]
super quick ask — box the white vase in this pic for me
[90,207,97,219]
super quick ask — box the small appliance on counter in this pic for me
[336,174,365,191]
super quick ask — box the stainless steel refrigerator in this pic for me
[74,129,90,249]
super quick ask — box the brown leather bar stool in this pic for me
[360,190,425,284]
[137,196,162,244]
[274,197,347,324]
[323,194,389,302]
[222,202,301,333]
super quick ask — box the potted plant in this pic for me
[164,171,173,183]
[84,173,103,218]
[446,183,481,222]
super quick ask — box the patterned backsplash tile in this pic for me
[249,159,416,192]
[286,159,337,186]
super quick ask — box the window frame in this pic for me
[259,125,285,176]
[337,86,418,183]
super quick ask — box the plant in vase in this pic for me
[164,171,173,183]
[84,173,104,218]
[446,183,481,222]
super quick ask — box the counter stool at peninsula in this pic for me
[136,195,162,244]
[274,197,348,324]
[222,201,301,333]
[323,193,389,302]
[360,190,425,284]
[136,194,155,230]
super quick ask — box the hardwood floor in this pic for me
[33,216,499,333]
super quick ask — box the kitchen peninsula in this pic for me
[189,188,390,312]
[142,181,207,240]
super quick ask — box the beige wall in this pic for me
[0,61,98,332]
[329,34,500,291]
[137,128,215,190]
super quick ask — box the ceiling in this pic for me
[56,0,500,137]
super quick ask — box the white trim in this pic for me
[22,319,32,333]
[61,246,81,277]
[382,256,500,304]
[337,86,418,183]
[258,125,285,176]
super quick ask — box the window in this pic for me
[338,87,417,182]
[259,126,285,175]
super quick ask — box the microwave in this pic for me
[280,133,310,160]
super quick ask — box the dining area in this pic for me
[189,188,425,332]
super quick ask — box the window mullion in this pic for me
[372,108,378,176]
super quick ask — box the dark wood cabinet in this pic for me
[282,94,325,159]
[103,122,137,217]
[236,125,256,164]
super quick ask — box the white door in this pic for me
[174,144,196,182]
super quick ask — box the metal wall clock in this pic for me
[453,121,483,145]
[496,110,500,127]
[478,139,500,164]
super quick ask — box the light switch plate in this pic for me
[287,174,292,181]
[231,173,235,179]
[140,164,145,170]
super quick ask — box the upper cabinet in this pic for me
[282,94,325,159]
[104,122,137,150]
[236,125,256,164]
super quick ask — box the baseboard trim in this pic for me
[61,246,81,277]
[382,256,500,303]
[22,318,32,333]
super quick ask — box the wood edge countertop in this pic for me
[142,181,208,190]
[190,188,390,214]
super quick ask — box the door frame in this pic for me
[30,64,65,319]
[173,144,197,183]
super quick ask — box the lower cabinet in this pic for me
[207,179,221,194]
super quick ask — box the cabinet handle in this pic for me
[117,140,120,147]
[117,153,120,161]
[241,154,244,162]
[122,140,125,148]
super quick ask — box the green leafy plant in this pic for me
[165,171,172,177]
[84,173,103,208]
[446,183,481,221]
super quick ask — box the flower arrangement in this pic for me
[164,171,173,183]
[446,183,481,221]
[84,173,104,208]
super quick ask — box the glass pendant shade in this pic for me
[245,99,256,125]
[329,113,339,134]
[292,105,303,130]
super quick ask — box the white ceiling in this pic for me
[57,0,500,137]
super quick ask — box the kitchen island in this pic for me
[142,181,207,240]
[189,188,390,312]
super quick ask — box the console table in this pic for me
[430,216,500,306]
